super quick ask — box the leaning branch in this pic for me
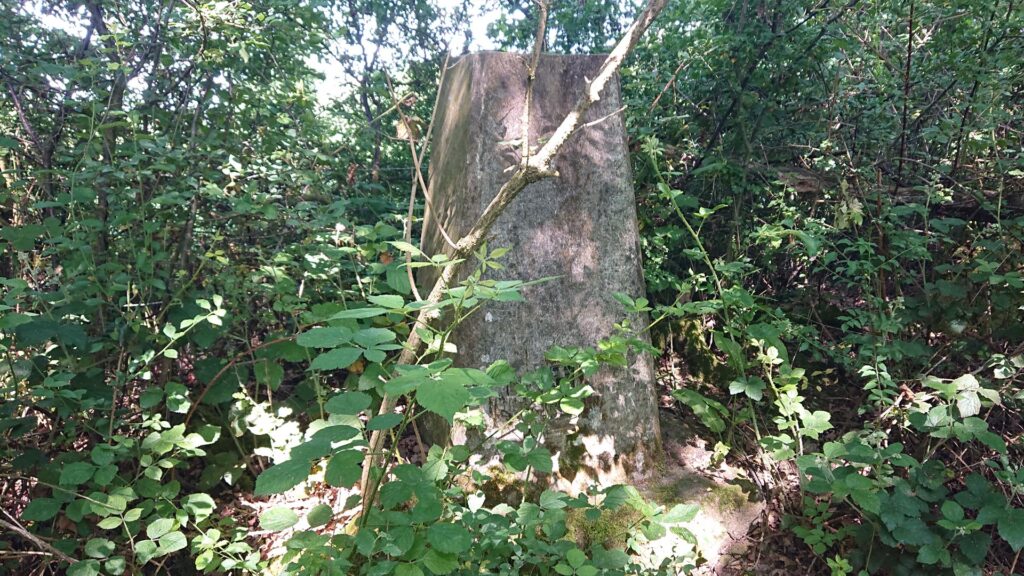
[358,0,668,510]
[0,516,78,566]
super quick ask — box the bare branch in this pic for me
[0,515,77,566]
[357,0,669,513]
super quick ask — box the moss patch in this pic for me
[565,505,644,550]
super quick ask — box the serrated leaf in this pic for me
[254,459,309,496]
[325,451,363,488]
[417,378,471,423]
[998,508,1024,551]
[427,523,472,554]
[156,531,187,555]
[423,549,458,575]
[296,326,353,348]
[957,391,981,417]
[325,391,371,414]
[21,498,61,521]
[60,462,96,486]
[182,493,215,522]
[367,294,405,309]
[259,507,299,531]
[330,307,386,319]
[146,517,176,539]
[310,347,363,371]
[353,328,396,347]
[367,413,404,430]
[307,503,333,528]
[84,538,114,559]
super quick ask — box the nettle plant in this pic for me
[248,248,702,576]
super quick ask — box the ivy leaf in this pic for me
[353,328,397,348]
[417,378,471,423]
[254,459,309,496]
[427,523,472,554]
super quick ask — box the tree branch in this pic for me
[357,0,669,513]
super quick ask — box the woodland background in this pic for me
[1,1,1023,575]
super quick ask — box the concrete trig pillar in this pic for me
[422,51,661,489]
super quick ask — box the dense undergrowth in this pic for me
[2,1,1023,575]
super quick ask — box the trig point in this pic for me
[422,51,661,489]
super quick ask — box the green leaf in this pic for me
[156,531,187,555]
[566,548,587,569]
[423,549,458,575]
[368,294,405,309]
[353,328,397,347]
[296,326,353,348]
[367,413,403,430]
[67,560,101,576]
[307,503,333,528]
[325,451,363,488]
[259,507,299,531]
[60,462,97,486]
[182,493,216,522]
[728,377,765,401]
[998,508,1024,551]
[395,564,424,576]
[957,391,981,418]
[417,378,471,423]
[527,447,553,473]
[663,503,700,523]
[254,459,309,496]
[330,307,387,319]
[146,517,176,539]
[942,500,965,522]
[310,347,363,371]
[84,538,115,559]
[97,516,122,530]
[958,531,990,565]
[134,540,157,564]
[254,359,284,390]
[325,391,371,414]
[427,523,472,554]
[21,498,61,521]
[539,490,567,509]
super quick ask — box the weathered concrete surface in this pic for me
[421,52,661,489]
